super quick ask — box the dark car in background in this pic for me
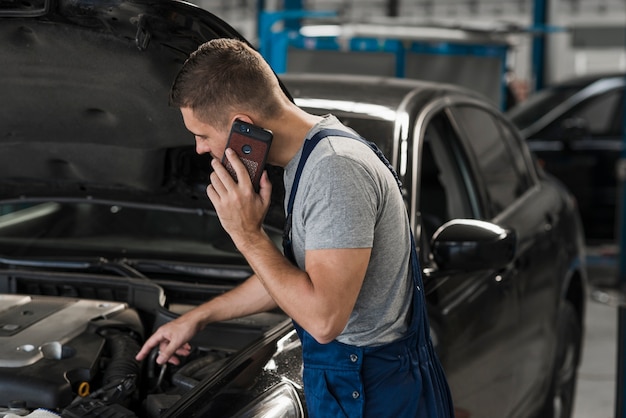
[1,1,587,418]
[283,73,587,418]
[507,73,626,244]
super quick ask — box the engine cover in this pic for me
[0,294,141,410]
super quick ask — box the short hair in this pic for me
[170,39,283,130]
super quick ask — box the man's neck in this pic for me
[266,108,323,168]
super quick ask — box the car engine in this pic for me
[0,290,296,418]
[0,295,144,417]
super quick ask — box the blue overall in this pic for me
[282,128,454,418]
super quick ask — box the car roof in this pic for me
[546,72,626,89]
[281,73,481,115]
[507,72,625,133]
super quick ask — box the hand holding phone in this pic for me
[221,120,273,192]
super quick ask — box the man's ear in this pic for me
[231,114,253,126]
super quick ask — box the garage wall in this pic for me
[295,0,626,87]
[547,0,626,84]
[192,0,626,91]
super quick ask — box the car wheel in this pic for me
[542,301,582,418]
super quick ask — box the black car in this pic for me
[507,73,626,244]
[1,1,587,418]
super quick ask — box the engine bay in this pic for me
[0,269,294,418]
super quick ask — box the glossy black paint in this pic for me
[508,73,626,243]
[431,220,516,271]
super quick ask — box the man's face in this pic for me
[180,107,229,159]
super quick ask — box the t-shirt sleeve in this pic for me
[300,154,379,250]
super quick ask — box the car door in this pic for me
[448,101,565,416]
[416,107,520,418]
[529,84,625,242]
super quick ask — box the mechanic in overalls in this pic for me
[136,38,454,418]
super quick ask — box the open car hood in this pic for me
[0,7,300,414]
[1,0,250,208]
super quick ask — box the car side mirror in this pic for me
[430,219,516,272]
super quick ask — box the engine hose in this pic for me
[102,331,142,390]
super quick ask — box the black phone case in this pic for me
[222,120,273,191]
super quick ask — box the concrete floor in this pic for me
[573,245,620,418]
[572,291,617,418]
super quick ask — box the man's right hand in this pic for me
[135,274,277,366]
[135,316,198,365]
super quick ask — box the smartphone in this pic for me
[221,119,273,192]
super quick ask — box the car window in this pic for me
[562,88,623,136]
[535,88,624,140]
[507,85,581,130]
[451,105,530,215]
[419,112,478,240]
[495,117,536,181]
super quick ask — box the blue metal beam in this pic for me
[258,9,337,73]
[284,0,303,31]
[284,0,303,9]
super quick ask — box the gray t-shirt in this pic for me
[283,115,412,346]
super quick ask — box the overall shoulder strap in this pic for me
[282,128,403,263]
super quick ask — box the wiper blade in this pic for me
[0,256,147,278]
[126,260,251,280]
[0,256,92,269]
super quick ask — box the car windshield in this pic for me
[0,200,282,264]
[507,85,583,130]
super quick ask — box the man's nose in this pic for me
[195,139,210,155]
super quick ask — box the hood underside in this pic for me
[1,0,246,205]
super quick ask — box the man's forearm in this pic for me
[234,231,318,328]
[190,273,279,329]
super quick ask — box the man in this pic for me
[135,38,453,418]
